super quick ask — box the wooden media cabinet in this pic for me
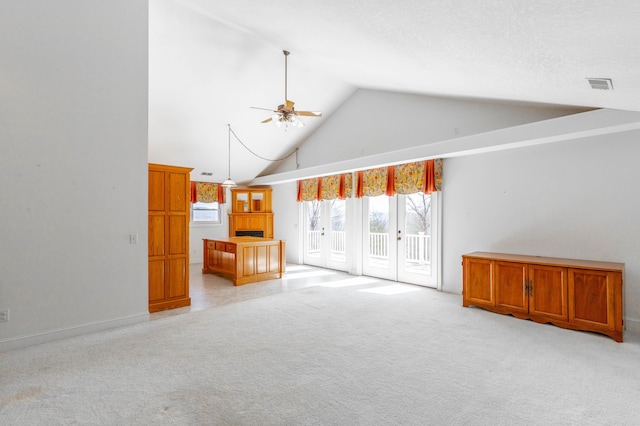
[462,252,624,342]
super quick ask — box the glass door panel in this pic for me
[362,195,397,281]
[362,193,438,287]
[303,200,323,267]
[398,192,437,287]
[327,199,347,269]
[303,199,349,271]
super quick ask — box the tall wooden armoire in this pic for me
[148,163,193,313]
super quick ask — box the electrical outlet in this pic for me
[0,309,9,323]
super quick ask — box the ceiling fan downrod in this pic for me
[283,50,290,104]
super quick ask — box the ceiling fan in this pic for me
[252,50,322,129]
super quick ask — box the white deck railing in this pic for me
[308,231,430,265]
[369,232,389,259]
[308,230,346,256]
[308,230,321,254]
[405,232,431,265]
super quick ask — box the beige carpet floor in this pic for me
[2,271,640,425]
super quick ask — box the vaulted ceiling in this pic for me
[149,0,640,184]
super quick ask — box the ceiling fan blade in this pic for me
[296,111,322,117]
[261,117,273,123]
[251,106,276,112]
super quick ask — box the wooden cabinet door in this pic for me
[233,191,250,212]
[529,264,568,321]
[495,261,528,314]
[148,164,192,313]
[569,268,622,332]
[236,214,265,231]
[462,257,494,308]
[250,191,266,212]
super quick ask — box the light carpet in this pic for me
[2,278,640,425]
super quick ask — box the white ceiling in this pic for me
[149,0,640,184]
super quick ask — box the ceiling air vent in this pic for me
[200,172,213,176]
[587,78,613,90]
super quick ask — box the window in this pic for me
[192,201,221,224]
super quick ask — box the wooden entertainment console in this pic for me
[462,252,624,342]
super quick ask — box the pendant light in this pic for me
[221,124,237,187]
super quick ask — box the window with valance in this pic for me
[190,182,226,204]
[296,159,442,201]
[190,182,225,223]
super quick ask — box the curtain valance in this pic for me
[355,166,395,198]
[297,173,353,202]
[190,182,225,204]
[295,159,442,202]
[356,159,442,198]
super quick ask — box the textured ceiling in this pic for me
[149,0,640,184]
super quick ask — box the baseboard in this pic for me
[0,312,149,352]
[625,317,640,333]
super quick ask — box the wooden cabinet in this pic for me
[203,237,285,286]
[462,257,494,309]
[493,261,568,321]
[231,188,271,213]
[228,213,274,239]
[462,252,624,342]
[229,187,273,238]
[148,163,193,313]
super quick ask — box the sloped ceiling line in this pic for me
[251,109,640,185]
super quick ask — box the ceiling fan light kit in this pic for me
[252,50,322,130]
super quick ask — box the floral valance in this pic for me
[295,159,442,202]
[356,167,395,198]
[356,159,442,198]
[297,173,353,202]
[394,162,424,195]
[297,178,319,202]
[190,182,225,204]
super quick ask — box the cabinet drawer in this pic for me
[207,241,215,249]
[215,242,226,251]
[225,244,236,253]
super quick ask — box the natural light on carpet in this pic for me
[283,270,338,280]
[359,284,421,295]
[319,276,381,288]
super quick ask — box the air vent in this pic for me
[587,78,613,90]
[201,172,213,176]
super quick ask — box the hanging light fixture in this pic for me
[271,102,305,130]
[221,124,237,187]
[251,50,322,130]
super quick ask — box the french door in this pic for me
[303,199,349,271]
[362,192,438,287]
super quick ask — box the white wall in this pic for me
[272,181,302,264]
[0,1,149,350]
[443,130,640,330]
[270,89,586,174]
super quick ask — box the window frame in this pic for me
[191,201,223,225]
